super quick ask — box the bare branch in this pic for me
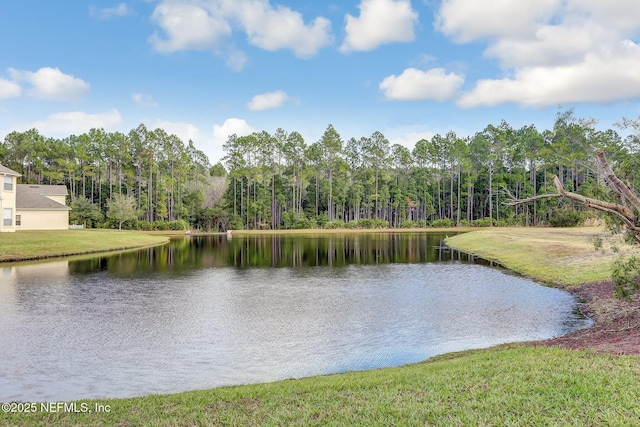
[505,192,562,205]
[595,151,640,212]
[505,151,640,243]
[551,175,636,220]
[584,203,640,234]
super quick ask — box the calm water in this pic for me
[0,233,589,401]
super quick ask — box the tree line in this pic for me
[0,124,222,230]
[1,110,639,232]
[222,110,640,230]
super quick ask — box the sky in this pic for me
[1,0,640,164]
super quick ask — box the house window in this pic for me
[3,208,12,227]
[3,176,12,191]
[16,214,21,226]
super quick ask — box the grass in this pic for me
[0,229,169,263]
[445,226,640,287]
[1,346,638,426]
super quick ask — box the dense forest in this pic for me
[1,110,639,231]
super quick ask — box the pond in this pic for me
[0,232,590,402]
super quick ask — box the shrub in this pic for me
[401,220,415,228]
[324,220,346,229]
[473,218,494,227]
[153,220,169,230]
[431,218,454,227]
[316,212,329,227]
[168,219,189,230]
[293,216,316,229]
[589,235,604,252]
[373,219,389,228]
[228,215,244,230]
[136,220,153,231]
[416,220,427,227]
[281,211,294,229]
[357,218,374,229]
[549,209,584,227]
[611,255,640,299]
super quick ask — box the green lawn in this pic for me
[0,229,169,263]
[2,346,638,426]
[446,226,640,287]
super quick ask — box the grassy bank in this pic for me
[0,229,169,263]
[445,226,640,287]
[2,346,638,426]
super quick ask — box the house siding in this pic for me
[0,166,71,232]
[0,173,18,233]
[17,210,70,231]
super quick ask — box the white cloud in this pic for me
[149,2,232,53]
[152,120,202,143]
[389,129,435,149]
[92,3,133,19]
[8,67,90,101]
[437,0,640,107]
[149,0,332,67]
[379,68,464,101]
[340,0,418,52]
[484,24,598,69]
[224,48,248,72]
[211,118,256,146]
[234,1,332,58]
[436,0,560,42]
[27,109,122,135]
[566,0,640,33]
[247,90,289,111]
[458,45,640,108]
[132,93,158,107]
[0,78,21,101]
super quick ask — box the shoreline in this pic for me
[0,229,170,264]
[445,227,640,356]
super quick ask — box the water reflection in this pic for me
[0,233,589,402]
[67,233,491,275]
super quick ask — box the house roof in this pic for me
[0,164,21,177]
[16,184,71,210]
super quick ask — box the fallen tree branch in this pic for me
[505,151,640,243]
[504,190,562,205]
[595,151,640,212]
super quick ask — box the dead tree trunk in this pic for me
[506,151,640,243]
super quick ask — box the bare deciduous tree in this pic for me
[202,176,227,209]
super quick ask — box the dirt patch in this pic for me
[536,281,640,355]
[542,244,584,256]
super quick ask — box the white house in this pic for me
[16,184,71,230]
[0,164,21,232]
[0,164,71,232]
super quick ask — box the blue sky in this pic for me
[1,0,640,164]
